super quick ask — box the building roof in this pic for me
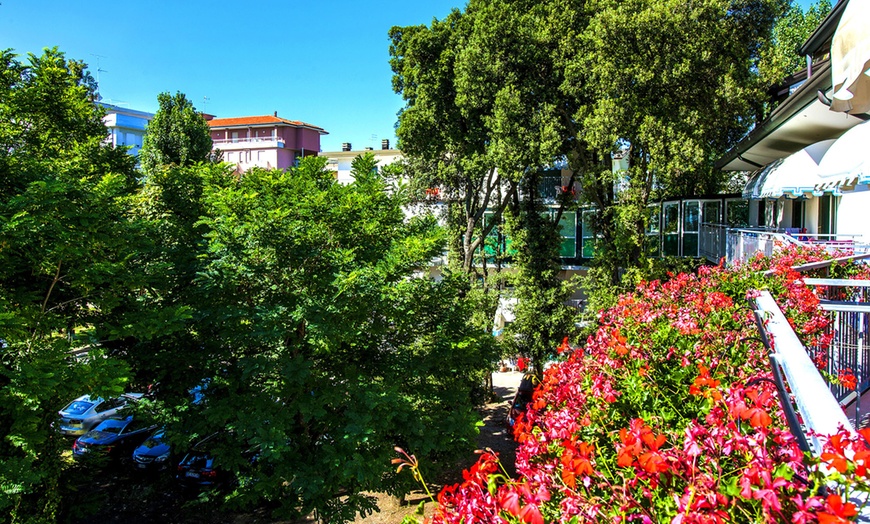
[716,60,861,171]
[207,115,328,135]
[798,0,848,58]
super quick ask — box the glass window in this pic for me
[726,199,749,227]
[662,202,680,256]
[556,211,577,258]
[581,210,598,259]
[683,201,700,257]
[702,201,721,225]
[646,205,660,257]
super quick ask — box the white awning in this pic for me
[742,140,836,199]
[830,0,870,115]
[816,120,870,192]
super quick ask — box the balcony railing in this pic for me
[212,137,284,146]
[700,224,869,265]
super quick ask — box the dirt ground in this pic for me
[351,371,522,524]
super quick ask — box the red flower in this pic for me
[517,357,528,371]
[518,503,544,524]
[818,494,857,523]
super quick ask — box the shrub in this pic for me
[430,246,869,523]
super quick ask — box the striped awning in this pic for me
[815,120,870,193]
[742,140,836,199]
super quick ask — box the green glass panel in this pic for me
[663,234,680,257]
[683,201,700,233]
[726,200,749,227]
[683,233,699,257]
[662,203,680,234]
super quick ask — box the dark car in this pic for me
[72,416,157,460]
[507,374,536,427]
[176,434,260,490]
[131,427,172,471]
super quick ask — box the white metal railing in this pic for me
[722,229,868,265]
[726,229,800,265]
[700,223,728,263]
[212,137,283,146]
[752,290,855,454]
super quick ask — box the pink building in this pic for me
[206,113,328,172]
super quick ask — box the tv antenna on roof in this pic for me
[90,53,108,89]
[202,95,210,112]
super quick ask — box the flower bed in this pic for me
[431,246,870,523]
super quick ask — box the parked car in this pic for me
[506,374,536,427]
[176,433,259,490]
[175,434,230,489]
[131,427,172,471]
[57,393,143,436]
[72,416,157,460]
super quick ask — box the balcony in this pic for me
[212,137,285,150]
[752,255,870,515]
[700,223,869,265]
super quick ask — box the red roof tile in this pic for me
[207,115,326,133]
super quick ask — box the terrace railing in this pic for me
[726,228,800,265]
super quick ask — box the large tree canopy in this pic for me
[1,47,495,524]
[132,155,495,522]
[391,0,786,305]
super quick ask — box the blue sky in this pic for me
[0,0,461,152]
[2,0,818,152]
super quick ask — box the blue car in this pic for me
[72,417,157,460]
[131,428,172,471]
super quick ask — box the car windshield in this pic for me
[99,426,123,434]
[63,401,93,415]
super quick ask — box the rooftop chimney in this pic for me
[273,111,278,117]
[342,142,352,152]
[381,139,390,150]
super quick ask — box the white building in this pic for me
[99,103,153,157]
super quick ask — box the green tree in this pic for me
[136,153,495,522]
[391,1,589,277]
[560,0,785,305]
[139,91,213,174]
[503,173,578,376]
[0,48,138,523]
[758,0,832,89]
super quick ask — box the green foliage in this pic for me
[133,154,496,522]
[502,176,578,375]
[139,91,213,174]
[0,48,138,523]
[757,0,832,88]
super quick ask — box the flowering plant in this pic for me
[427,246,870,523]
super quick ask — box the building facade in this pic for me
[100,103,154,157]
[206,113,328,172]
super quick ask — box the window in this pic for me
[662,202,680,257]
[683,200,700,257]
[818,194,838,236]
[555,210,577,258]
[791,199,805,229]
[726,199,749,227]
[581,209,598,259]
[231,131,239,143]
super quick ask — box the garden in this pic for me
[418,246,870,523]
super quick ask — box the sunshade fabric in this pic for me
[830,0,870,115]
[742,140,836,199]
[816,120,870,191]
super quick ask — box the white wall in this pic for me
[836,185,870,237]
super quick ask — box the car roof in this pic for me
[94,417,132,430]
